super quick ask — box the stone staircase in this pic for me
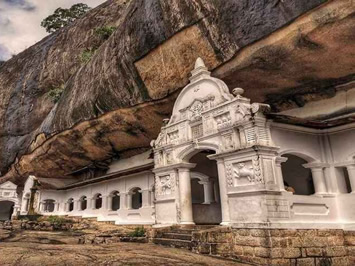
[152,225,216,250]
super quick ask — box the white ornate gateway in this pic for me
[152,58,355,228]
[152,58,281,225]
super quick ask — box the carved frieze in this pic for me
[215,112,232,130]
[227,157,264,187]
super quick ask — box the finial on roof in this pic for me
[232,88,244,96]
[194,57,206,69]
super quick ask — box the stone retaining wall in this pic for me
[78,234,147,244]
[191,228,355,266]
[20,221,73,231]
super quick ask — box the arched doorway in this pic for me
[0,201,15,221]
[281,154,315,195]
[93,194,102,209]
[67,198,74,212]
[129,188,142,209]
[188,150,222,225]
[110,191,120,211]
[80,196,87,211]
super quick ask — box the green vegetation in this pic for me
[129,227,146,237]
[41,3,91,33]
[80,48,96,64]
[95,26,117,40]
[48,85,65,103]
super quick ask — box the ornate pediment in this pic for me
[152,58,275,167]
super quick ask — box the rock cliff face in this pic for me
[0,0,354,184]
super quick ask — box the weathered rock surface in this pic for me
[0,0,354,183]
[0,230,243,266]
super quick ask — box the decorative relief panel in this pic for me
[156,174,175,196]
[226,157,264,187]
[215,112,232,130]
[189,100,203,121]
[166,150,174,165]
[191,123,203,139]
[167,130,179,143]
[222,133,234,151]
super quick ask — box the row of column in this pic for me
[303,164,355,195]
[276,158,355,195]
[64,189,154,212]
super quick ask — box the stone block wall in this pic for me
[191,228,355,265]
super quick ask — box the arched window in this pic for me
[67,198,74,212]
[43,199,55,212]
[130,188,142,209]
[111,191,120,211]
[94,194,102,209]
[80,196,87,211]
[281,154,315,195]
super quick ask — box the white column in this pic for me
[127,193,133,209]
[275,157,287,192]
[199,180,214,204]
[178,167,194,225]
[106,195,113,211]
[90,198,95,210]
[216,159,231,225]
[141,190,150,207]
[310,167,327,195]
[323,166,338,194]
[346,165,355,193]
[74,200,80,211]
[120,193,127,209]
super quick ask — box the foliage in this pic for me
[80,48,96,64]
[129,227,146,237]
[95,26,117,40]
[41,3,91,33]
[48,85,65,103]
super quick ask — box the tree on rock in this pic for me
[41,3,91,33]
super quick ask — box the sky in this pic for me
[0,0,105,61]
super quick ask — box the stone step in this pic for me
[152,238,191,249]
[170,229,195,235]
[162,232,192,241]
